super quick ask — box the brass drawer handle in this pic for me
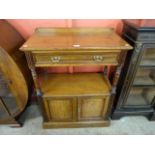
[93,55,104,62]
[51,56,61,63]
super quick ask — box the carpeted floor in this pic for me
[0,105,155,135]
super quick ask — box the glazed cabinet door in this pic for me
[78,96,109,121]
[0,71,10,96]
[0,72,19,115]
[44,97,77,122]
[0,98,10,120]
[123,44,155,108]
[1,97,19,115]
[125,88,155,107]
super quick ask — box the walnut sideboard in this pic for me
[20,28,132,128]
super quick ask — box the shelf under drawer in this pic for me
[39,73,112,97]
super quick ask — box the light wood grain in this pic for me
[40,73,111,97]
[33,52,119,67]
[20,28,132,51]
[45,97,76,121]
[78,96,107,120]
[20,28,132,128]
[43,120,110,128]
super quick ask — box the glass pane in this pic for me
[0,71,18,115]
[0,100,9,119]
[140,48,155,67]
[1,97,18,115]
[0,71,11,96]
[133,68,155,86]
[125,87,155,107]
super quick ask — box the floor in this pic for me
[0,105,155,135]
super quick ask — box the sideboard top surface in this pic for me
[20,28,132,51]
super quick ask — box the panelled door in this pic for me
[78,96,109,121]
[44,97,77,122]
[0,98,10,121]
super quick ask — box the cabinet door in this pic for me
[44,97,77,122]
[0,98,10,120]
[78,96,109,121]
[2,97,19,115]
[0,71,19,115]
[0,72,11,96]
[123,44,155,108]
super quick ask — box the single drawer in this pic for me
[32,52,120,66]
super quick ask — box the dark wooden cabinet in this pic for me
[112,20,155,120]
[0,20,32,127]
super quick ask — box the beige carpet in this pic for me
[0,105,155,135]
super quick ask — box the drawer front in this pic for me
[78,96,110,121]
[33,52,119,66]
[43,97,77,122]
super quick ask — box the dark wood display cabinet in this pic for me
[112,20,155,120]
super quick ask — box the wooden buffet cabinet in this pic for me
[20,28,132,128]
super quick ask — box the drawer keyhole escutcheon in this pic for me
[51,56,61,63]
[93,55,104,62]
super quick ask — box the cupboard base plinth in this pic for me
[43,120,110,129]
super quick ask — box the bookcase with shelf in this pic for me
[20,28,132,128]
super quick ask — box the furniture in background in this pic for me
[0,20,32,127]
[20,28,132,128]
[112,20,155,120]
